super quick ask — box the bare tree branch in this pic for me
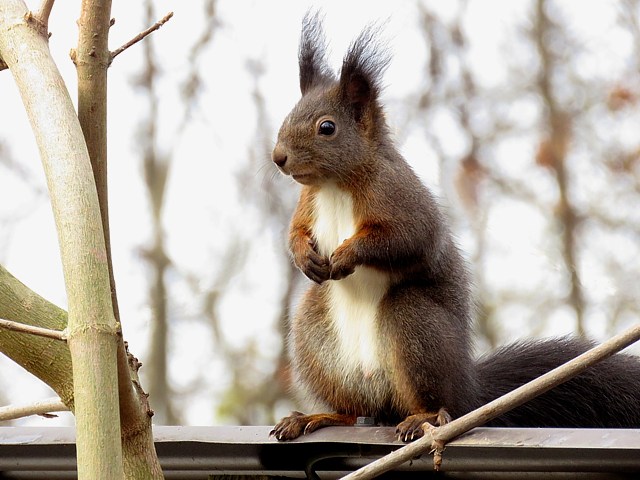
[180,0,218,126]
[34,0,55,29]
[0,317,66,341]
[532,0,587,336]
[110,11,173,62]
[0,397,68,422]
[0,0,55,71]
[136,0,178,427]
[0,264,74,409]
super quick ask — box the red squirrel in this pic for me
[270,13,640,442]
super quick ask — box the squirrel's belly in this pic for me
[327,267,388,376]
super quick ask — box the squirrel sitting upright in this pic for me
[270,13,640,442]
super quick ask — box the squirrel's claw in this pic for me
[395,408,451,442]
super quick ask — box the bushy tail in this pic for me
[475,337,640,428]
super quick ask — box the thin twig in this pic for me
[0,397,69,422]
[110,11,174,61]
[343,323,640,479]
[0,318,67,341]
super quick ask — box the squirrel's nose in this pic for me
[272,145,288,169]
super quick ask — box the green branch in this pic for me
[0,264,74,409]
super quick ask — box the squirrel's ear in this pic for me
[299,11,333,95]
[339,26,390,123]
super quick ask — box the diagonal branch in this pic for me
[0,264,74,409]
[344,323,640,479]
[110,11,173,62]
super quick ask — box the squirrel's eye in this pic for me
[318,120,336,136]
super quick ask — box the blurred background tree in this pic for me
[1,0,638,427]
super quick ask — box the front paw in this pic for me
[329,246,357,280]
[293,240,331,284]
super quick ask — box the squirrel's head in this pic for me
[272,13,391,186]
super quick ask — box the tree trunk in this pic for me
[0,1,123,478]
[76,0,121,327]
[74,0,165,476]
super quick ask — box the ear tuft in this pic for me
[299,11,334,95]
[339,24,391,122]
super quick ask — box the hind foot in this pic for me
[395,407,451,442]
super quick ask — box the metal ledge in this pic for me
[0,426,639,479]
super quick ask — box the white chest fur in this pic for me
[312,185,389,375]
[313,184,356,258]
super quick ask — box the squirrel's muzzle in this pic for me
[272,145,288,170]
